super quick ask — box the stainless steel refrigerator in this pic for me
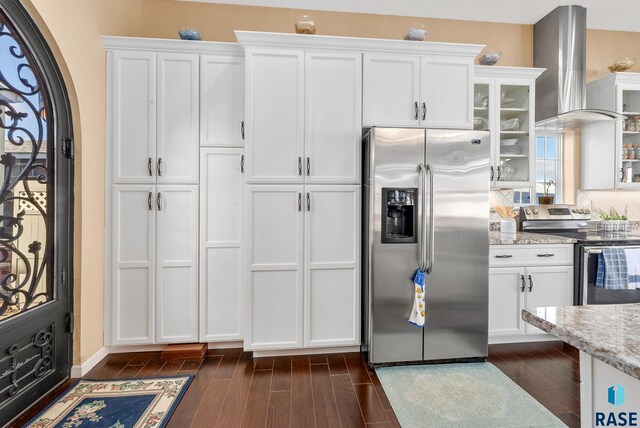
[362,128,490,365]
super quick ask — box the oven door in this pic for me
[581,245,640,305]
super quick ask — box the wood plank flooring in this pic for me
[11,342,580,428]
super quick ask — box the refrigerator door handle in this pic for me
[425,163,434,274]
[418,162,428,271]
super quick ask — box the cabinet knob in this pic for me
[422,102,426,121]
[520,274,526,292]
[414,101,419,120]
[494,254,513,258]
[157,192,162,211]
[241,121,245,140]
[240,155,245,173]
[157,158,163,176]
[298,157,302,176]
[148,158,153,177]
[528,274,534,292]
[306,192,311,211]
[148,192,153,211]
[306,157,311,176]
[536,253,555,258]
[298,192,302,212]
[490,166,494,181]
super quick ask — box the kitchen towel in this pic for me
[409,269,426,327]
[624,248,640,290]
[596,248,628,289]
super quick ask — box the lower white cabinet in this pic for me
[199,148,244,342]
[245,185,360,351]
[488,245,573,344]
[111,184,198,346]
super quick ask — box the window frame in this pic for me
[513,133,563,207]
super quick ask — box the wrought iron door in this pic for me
[0,1,73,425]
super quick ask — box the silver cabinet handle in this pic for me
[496,166,501,181]
[537,253,555,258]
[494,255,513,258]
[240,155,245,173]
[621,167,626,182]
[520,274,526,292]
[148,192,153,211]
[148,158,153,176]
[528,274,534,292]
[306,157,310,176]
[157,158,163,176]
[241,121,245,140]
[298,192,302,212]
[298,157,302,176]
[490,166,494,181]
[422,102,426,121]
[156,192,162,211]
[414,101,419,120]
[306,192,311,211]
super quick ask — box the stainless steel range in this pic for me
[519,204,640,305]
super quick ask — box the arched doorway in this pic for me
[0,0,74,424]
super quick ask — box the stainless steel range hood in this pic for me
[534,5,625,131]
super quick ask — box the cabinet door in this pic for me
[304,185,360,347]
[156,185,199,343]
[200,148,244,342]
[616,85,640,188]
[111,185,155,345]
[245,185,304,350]
[200,54,245,147]
[474,77,499,188]
[524,266,573,335]
[420,55,473,129]
[109,51,156,184]
[362,54,420,127]
[488,267,525,337]
[156,53,199,184]
[245,50,304,183]
[305,52,361,184]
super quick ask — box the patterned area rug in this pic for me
[376,363,566,427]
[25,376,193,428]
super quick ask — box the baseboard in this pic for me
[207,341,243,349]
[489,335,560,345]
[71,346,109,378]
[252,345,360,358]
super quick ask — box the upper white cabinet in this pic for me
[108,49,199,185]
[363,53,475,129]
[245,50,305,183]
[244,48,362,184]
[200,54,245,146]
[199,148,244,342]
[583,72,640,189]
[474,66,545,189]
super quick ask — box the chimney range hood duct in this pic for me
[534,5,625,131]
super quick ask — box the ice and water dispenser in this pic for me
[381,188,417,243]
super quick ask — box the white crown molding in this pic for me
[587,72,640,91]
[235,31,484,57]
[474,65,546,79]
[101,36,242,54]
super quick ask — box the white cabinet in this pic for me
[304,186,360,347]
[199,148,244,342]
[200,54,245,147]
[108,50,199,185]
[474,67,545,190]
[583,72,640,189]
[245,50,304,183]
[245,185,304,350]
[111,185,199,345]
[244,48,362,184]
[245,185,360,351]
[363,53,474,129]
[488,244,573,344]
[111,185,155,344]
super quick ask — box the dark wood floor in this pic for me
[12,341,580,428]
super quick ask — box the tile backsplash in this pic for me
[489,190,515,220]
[577,190,640,220]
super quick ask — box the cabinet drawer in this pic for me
[489,245,573,267]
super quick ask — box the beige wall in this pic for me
[18,0,640,365]
[23,0,142,364]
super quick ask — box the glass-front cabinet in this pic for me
[620,87,640,185]
[474,67,545,190]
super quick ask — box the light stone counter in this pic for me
[489,231,577,245]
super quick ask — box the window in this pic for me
[513,134,562,205]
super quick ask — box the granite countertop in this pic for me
[522,304,640,380]
[489,231,577,245]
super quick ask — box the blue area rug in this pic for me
[25,376,193,428]
[376,363,566,427]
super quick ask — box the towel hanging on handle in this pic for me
[409,269,426,327]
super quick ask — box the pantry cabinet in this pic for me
[488,244,573,343]
[583,72,640,189]
[244,185,360,350]
[244,48,361,184]
[362,53,475,129]
[474,67,545,190]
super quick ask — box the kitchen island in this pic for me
[523,304,640,427]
